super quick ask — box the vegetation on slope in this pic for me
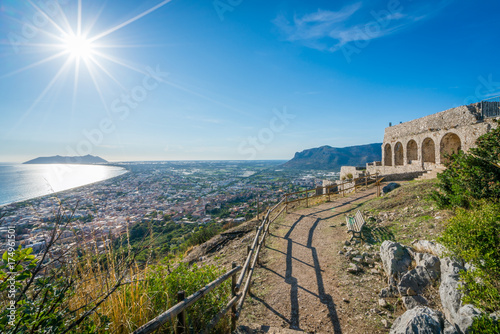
[432,120,500,332]
[0,209,233,333]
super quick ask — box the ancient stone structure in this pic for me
[365,102,499,177]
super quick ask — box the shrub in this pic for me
[439,202,500,312]
[432,119,500,208]
[139,261,230,333]
[469,313,500,334]
[0,246,100,333]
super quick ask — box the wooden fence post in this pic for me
[285,195,288,213]
[231,262,237,332]
[306,191,309,208]
[255,227,260,265]
[257,196,260,222]
[176,291,186,334]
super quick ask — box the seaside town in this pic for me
[0,161,337,255]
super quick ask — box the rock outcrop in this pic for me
[390,307,451,334]
[380,241,412,277]
[382,183,400,195]
[439,257,464,325]
[378,240,485,334]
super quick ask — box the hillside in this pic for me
[281,143,382,170]
[191,179,454,333]
[23,154,108,164]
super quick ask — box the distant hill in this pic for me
[281,143,382,171]
[23,155,108,165]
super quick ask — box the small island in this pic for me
[23,154,108,165]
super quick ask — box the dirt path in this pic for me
[238,187,390,333]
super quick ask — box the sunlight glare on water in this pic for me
[0,164,127,206]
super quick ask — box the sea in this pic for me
[0,163,128,206]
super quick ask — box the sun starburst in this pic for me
[2,0,174,130]
[63,33,94,60]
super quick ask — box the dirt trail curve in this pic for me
[238,187,388,334]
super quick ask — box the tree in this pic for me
[432,120,500,208]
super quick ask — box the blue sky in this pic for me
[0,0,499,162]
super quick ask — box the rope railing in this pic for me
[133,174,383,333]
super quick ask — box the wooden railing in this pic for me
[284,173,383,210]
[133,174,383,333]
[133,198,287,334]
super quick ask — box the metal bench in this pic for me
[345,210,366,241]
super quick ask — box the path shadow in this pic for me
[248,293,291,326]
[304,192,374,217]
[255,193,382,333]
[307,218,343,334]
[278,214,343,332]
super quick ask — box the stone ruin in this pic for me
[340,101,500,180]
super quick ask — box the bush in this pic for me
[432,120,500,208]
[439,202,500,312]
[469,313,500,334]
[141,262,230,333]
[0,246,100,333]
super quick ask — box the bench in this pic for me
[345,210,366,241]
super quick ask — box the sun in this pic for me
[2,0,174,123]
[63,34,94,60]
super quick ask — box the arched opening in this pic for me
[440,133,461,163]
[384,144,392,166]
[394,142,404,166]
[422,138,436,164]
[407,140,418,163]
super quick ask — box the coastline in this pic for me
[0,165,129,209]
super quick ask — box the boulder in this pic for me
[444,320,460,334]
[380,276,399,298]
[398,266,433,296]
[379,286,398,298]
[402,295,429,310]
[415,252,441,280]
[380,241,412,278]
[411,240,446,257]
[456,304,482,334]
[382,182,400,195]
[440,275,463,326]
[491,310,500,322]
[390,307,443,334]
[440,258,465,324]
[441,257,464,278]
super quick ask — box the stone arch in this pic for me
[394,142,404,166]
[407,140,418,163]
[422,138,436,164]
[440,133,462,163]
[384,144,392,166]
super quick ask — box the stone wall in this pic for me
[365,103,499,176]
[340,166,365,180]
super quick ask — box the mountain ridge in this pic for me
[281,143,382,170]
[23,154,108,165]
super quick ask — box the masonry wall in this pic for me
[365,103,498,176]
